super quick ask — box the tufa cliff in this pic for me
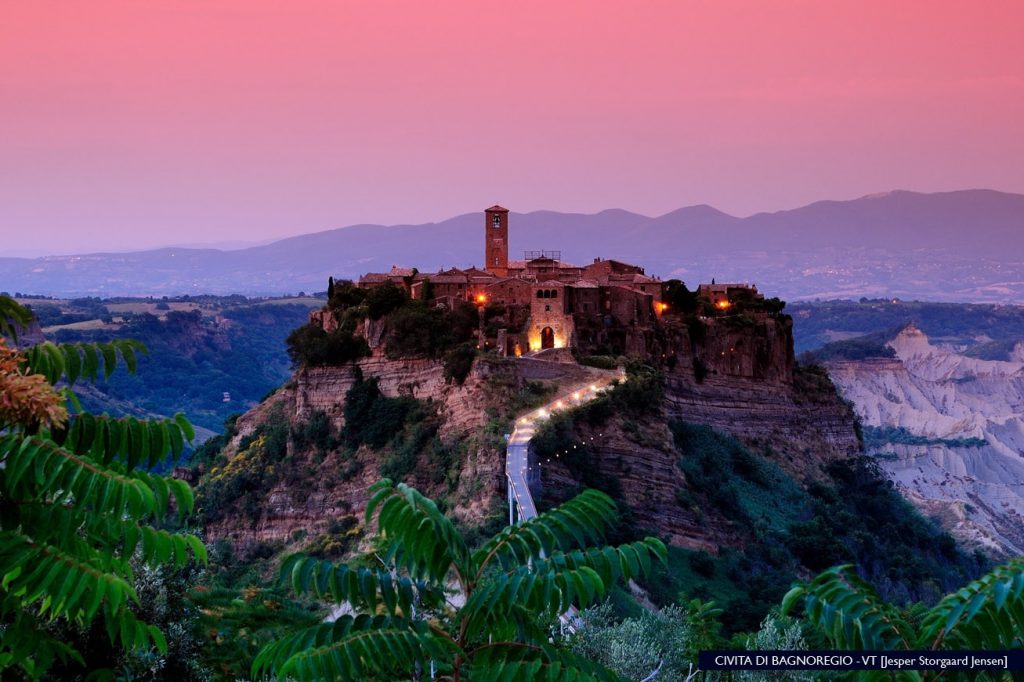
[198,351,613,550]
[662,314,859,474]
[536,314,859,553]
[196,305,860,559]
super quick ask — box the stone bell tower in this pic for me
[484,205,509,276]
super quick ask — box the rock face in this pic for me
[205,311,860,556]
[538,417,735,551]
[206,352,615,548]
[540,318,860,552]
[664,316,858,476]
[664,314,797,385]
[827,324,1024,555]
[663,371,861,476]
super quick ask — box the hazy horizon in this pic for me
[2,187,1017,259]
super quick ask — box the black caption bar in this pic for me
[699,651,1024,671]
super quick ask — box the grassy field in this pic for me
[105,301,210,315]
[41,319,117,334]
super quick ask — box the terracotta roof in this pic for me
[605,283,652,295]
[359,273,389,283]
[485,205,509,213]
[388,266,415,277]
[570,279,600,289]
[429,275,469,284]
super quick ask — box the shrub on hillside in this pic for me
[577,354,620,370]
[443,342,477,385]
[327,280,366,310]
[365,282,408,319]
[286,323,369,367]
[342,372,424,449]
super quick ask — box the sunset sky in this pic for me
[2,1,1022,256]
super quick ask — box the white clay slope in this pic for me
[827,324,1024,555]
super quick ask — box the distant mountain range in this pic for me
[3,189,1023,302]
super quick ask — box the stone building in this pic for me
[697,282,763,310]
[357,205,668,356]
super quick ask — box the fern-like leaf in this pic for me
[0,295,35,343]
[0,609,85,678]
[782,564,912,650]
[54,413,193,471]
[0,531,138,623]
[0,434,159,519]
[919,557,1024,650]
[21,339,146,386]
[279,554,441,616]
[366,479,471,584]
[462,565,608,636]
[252,614,455,681]
[473,488,619,576]
[529,538,667,587]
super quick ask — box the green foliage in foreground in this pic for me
[254,480,666,681]
[784,558,1024,681]
[569,602,693,680]
[0,295,205,679]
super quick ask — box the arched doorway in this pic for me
[541,327,555,350]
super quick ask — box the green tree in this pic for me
[570,602,693,681]
[782,560,1024,680]
[0,296,206,678]
[254,480,667,681]
[663,279,698,315]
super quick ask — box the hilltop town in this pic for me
[325,205,769,359]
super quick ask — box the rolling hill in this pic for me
[3,189,1023,302]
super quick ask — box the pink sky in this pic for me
[2,1,1022,255]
